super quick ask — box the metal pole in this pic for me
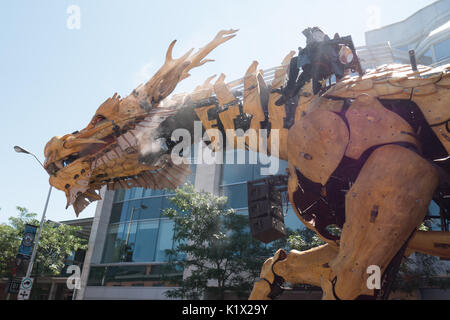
[25,185,53,278]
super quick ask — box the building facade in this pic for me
[1,217,91,300]
[356,0,450,69]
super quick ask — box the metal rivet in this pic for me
[300,152,313,160]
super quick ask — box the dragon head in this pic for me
[44,30,238,216]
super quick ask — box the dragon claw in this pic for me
[249,249,288,300]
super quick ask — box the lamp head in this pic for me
[14,146,30,154]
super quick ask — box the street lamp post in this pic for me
[25,185,52,278]
[14,145,53,297]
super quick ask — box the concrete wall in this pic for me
[77,186,114,300]
[84,286,178,300]
[420,288,450,300]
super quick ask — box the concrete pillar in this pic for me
[184,146,222,288]
[76,186,114,300]
[194,162,221,195]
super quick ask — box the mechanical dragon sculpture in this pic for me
[43,29,450,299]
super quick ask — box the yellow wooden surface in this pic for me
[243,61,267,154]
[304,96,344,116]
[274,245,338,288]
[331,144,438,299]
[194,104,220,150]
[212,74,241,150]
[324,63,449,103]
[408,231,450,259]
[288,110,349,185]
[413,87,450,153]
[249,249,285,300]
[345,94,418,160]
[267,51,295,160]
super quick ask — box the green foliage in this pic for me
[162,184,277,300]
[0,206,88,278]
[392,252,450,293]
[391,222,450,293]
[160,184,328,299]
[0,224,21,277]
[286,228,325,251]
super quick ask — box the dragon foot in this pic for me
[249,244,340,300]
[249,249,288,300]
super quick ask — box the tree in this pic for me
[0,206,88,278]
[285,228,326,252]
[391,222,450,294]
[0,223,21,277]
[162,184,276,300]
[392,252,450,294]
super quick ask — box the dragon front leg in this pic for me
[328,144,439,300]
[249,244,339,300]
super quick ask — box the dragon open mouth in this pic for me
[45,131,118,175]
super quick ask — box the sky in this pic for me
[0,0,440,224]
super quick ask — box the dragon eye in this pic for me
[92,115,106,125]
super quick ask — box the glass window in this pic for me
[105,158,196,265]
[143,188,165,197]
[185,163,197,185]
[140,197,163,220]
[222,149,258,185]
[102,224,127,263]
[123,189,133,202]
[435,38,450,62]
[87,265,183,287]
[252,158,288,180]
[155,220,175,262]
[131,221,159,262]
[123,188,144,201]
[87,266,106,286]
[252,162,265,181]
[111,200,147,224]
[122,222,138,262]
[102,220,161,263]
[220,183,248,209]
[131,188,144,200]
[118,201,131,224]
[419,48,433,65]
[110,203,124,224]
[221,163,254,185]
[127,200,144,221]
[113,189,125,203]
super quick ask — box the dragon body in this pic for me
[43,30,450,299]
